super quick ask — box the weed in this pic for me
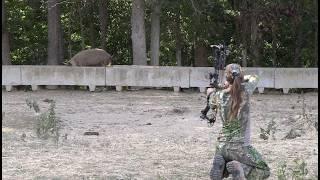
[26,98,60,141]
[276,158,317,180]
[35,100,59,140]
[276,161,287,180]
[259,119,277,140]
[291,158,310,179]
[26,98,40,113]
[300,91,317,131]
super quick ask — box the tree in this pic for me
[89,0,97,48]
[314,0,318,67]
[292,2,305,67]
[77,1,86,50]
[2,0,11,65]
[174,3,182,66]
[131,0,147,65]
[47,0,63,65]
[190,1,209,67]
[4,0,317,67]
[150,0,161,66]
[98,0,108,50]
[249,1,262,67]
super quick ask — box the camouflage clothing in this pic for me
[209,75,270,179]
[215,143,270,179]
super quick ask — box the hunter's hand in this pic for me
[223,81,230,89]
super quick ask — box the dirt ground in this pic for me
[2,88,318,180]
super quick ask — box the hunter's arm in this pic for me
[208,90,220,110]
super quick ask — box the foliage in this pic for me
[277,161,287,180]
[277,158,317,180]
[26,98,59,140]
[6,0,48,65]
[259,119,277,140]
[4,0,318,67]
[35,100,59,140]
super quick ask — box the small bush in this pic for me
[259,119,277,140]
[35,101,59,140]
[26,98,59,141]
[276,158,317,180]
[276,161,287,180]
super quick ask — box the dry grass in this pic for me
[2,89,318,179]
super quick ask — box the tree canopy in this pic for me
[3,0,318,67]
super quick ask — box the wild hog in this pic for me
[69,48,112,66]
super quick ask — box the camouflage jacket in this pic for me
[209,75,259,145]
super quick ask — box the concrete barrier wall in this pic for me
[19,66,105,86]
[2,65,21,85]
[189,67,213,88]
[106,65,190,88]
[2,65,318,92]
[274,68,318,89]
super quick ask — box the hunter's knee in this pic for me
[213,155,225,169]
[226,161,245,180]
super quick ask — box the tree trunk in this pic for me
[315,0,318,67]
[68,9,72,60]
[89,0,96,48]
[2,0,11,65]
[150,0,161,66]
[98,0,108,50]
[250,14,259,67]
[235,0,251,67]
[78,1,85,49]
[58,18,64,64]
[131,0,147,65]
[293,25,304,67]
[292,8,304,67]
[271,25,277,67]
[241,46,247,67]
[176,47,182,66]
[47,0,62,65]
[181,47,187,66]
[191,43,195,66]
[194,41,208,67]
[175,6,182,66]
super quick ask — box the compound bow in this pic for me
[200,42,227,126]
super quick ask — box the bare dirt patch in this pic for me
[2,89,318,179]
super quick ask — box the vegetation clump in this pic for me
[26,98,59,140]
[277,158,316,180]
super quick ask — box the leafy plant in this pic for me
[26,98,59,141]
[259,119,277,140]
[35,100,59,140]
[277,158,317,180]
[277,161,288,180]
[290,158,309,180]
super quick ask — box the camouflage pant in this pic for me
[213,143,270,179]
